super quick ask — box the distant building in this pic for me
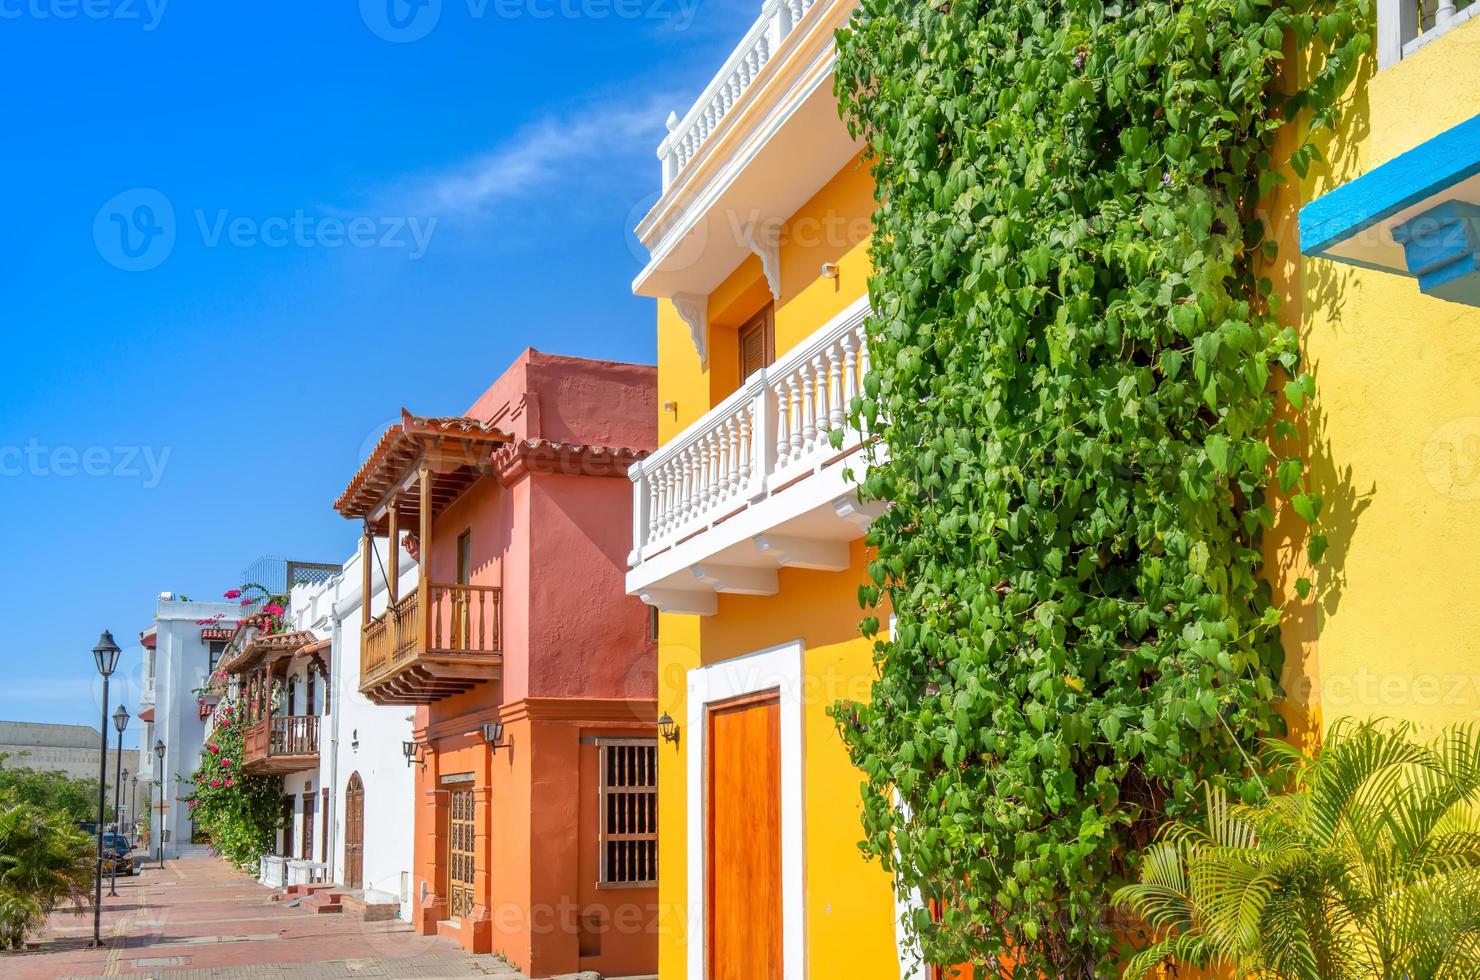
[0,720,140,823]
[140,559,337,858]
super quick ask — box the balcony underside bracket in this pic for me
[692,564,779,595]
[640,587,719,616]
[754,534,850,571]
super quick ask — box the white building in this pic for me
[139,594,243,858]
[235,543,417,919]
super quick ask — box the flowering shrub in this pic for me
[181,696,281,870]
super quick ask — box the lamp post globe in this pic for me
[93,630,121,677]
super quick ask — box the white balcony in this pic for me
[628,296,883,614]
[658,0,822,190]
[633,0,861,305]
[1379,0,1477,67]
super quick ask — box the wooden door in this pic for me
[280,795,295,858]
[344,772,364,889]
[448,788,476,920]
[301,793,316,863]
[707,692,782,980]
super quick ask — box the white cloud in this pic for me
[412,93,671,215]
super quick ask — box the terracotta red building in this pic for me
[333,350,658,977]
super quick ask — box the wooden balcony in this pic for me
[242,715,320,775]
[360,581,503,705]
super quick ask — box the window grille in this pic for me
[598,739,658,886]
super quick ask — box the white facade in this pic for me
[256,543,416,916]
[145,596,242,858]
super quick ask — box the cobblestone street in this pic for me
[6,855,522,979]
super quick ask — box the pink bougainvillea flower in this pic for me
[208,744,220,754]
[224,778,234,787]
[220,758,232,768]
[224,589,243,599]
[263,604,285,617]
[210,779,221,788]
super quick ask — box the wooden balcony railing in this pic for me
[359,582,502,704]
[363,589,419,681]
[243,715,319,774]
[428,582,502,655]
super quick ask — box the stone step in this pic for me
[340,891,398,922]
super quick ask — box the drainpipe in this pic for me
[328,550,370,890]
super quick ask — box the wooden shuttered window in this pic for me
[738,304,775,385]
[598,738,658,887]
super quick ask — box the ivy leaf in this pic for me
[1308,534,1329,564]
[1206,435,1231,474]
[1291,492,1323,523]
[1277,458,1303,494]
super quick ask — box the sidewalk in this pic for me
[5,853,520,978]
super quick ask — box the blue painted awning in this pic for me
[1299,112,1480,306]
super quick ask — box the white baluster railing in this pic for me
[657,0,825,188]
[1378,0,1477,68]
[630,298,871,565]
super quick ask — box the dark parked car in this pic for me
[101,833,135,876]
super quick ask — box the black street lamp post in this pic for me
[153,739,165,870]
[109,705,129,896]
[88,630,121,949]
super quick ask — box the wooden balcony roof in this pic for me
[334,409,512,529]
[220,629,319,674]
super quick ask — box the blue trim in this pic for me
[1299,112,1480,259]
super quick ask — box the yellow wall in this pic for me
[1293,19,1480,739]
[656,153,875,439]
[653,154,899,979]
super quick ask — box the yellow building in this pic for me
[1295,8,1480,738]
[629,0,1480,975]
[625,1,910,977]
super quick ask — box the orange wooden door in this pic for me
[707,693,782,980]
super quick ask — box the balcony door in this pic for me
[707,692,782,980]
[739,304,775,386]
[344,772,364,888]
[453,529,472,649]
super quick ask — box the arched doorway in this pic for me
[344,772,364,889]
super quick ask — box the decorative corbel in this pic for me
[671,292,709,368]
[745,220,782,302]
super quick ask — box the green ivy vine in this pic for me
[832,0,1367,974]
[183,694,282,871]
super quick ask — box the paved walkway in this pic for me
[6,853,521,979]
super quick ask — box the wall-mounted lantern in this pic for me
[658,712,681,746]
[476,722,509,754]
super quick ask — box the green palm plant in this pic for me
[0,789,94,951]
[1114,719,1480,979]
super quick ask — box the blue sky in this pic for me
[0,0,753,746]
